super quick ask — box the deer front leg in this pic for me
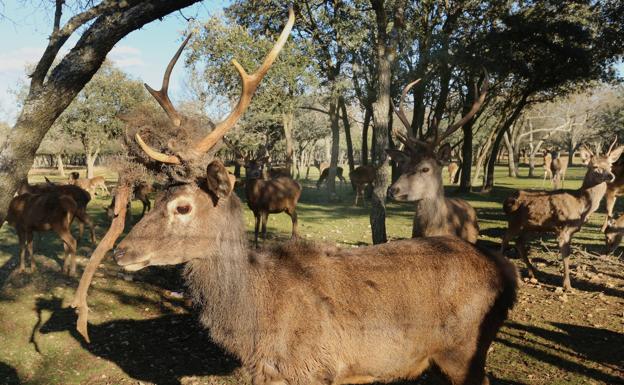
[59,230,77,276]
[558,235,573,291]
[287,208,298,239]
[26,231,35,272]
[17,230,26,273]
[254,213,261,247]
[517,234,537,279]
[601,189,617,232]
[261,212,269,241]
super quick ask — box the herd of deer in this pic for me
[3,9,624,385]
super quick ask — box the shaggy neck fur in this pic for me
[580,176,608,220]
[413,181,448,237]
[184,195,257,362]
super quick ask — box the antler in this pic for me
[391,79,427,153]
[434,69,489,146]
[607,137,618,155]
[136,8,295,165]
[145,34,192,127]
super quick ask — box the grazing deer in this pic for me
[6,191,79,275]
[244,156,301,246]
[68,172,109,196]
[501,143,624,291]
[113,14,517,385]
[600,152,624,232]
[387,75,488,244]
[316,166,346,188]
[349,165,375,206]
[18,179,96,244]
[106,182,153,221]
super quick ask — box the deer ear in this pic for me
[206,160,234,200]
[579,147,593,165]
[437,143,452,164]
[608,145,624,164]
[386,149,410,163]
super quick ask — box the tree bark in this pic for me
[0,0,200,225]
[503,132,517,177]
[326,97,340,199]
[339,96,355,174]
[86,147,99,179]
[361,106,371,165]
[282,112,295,175]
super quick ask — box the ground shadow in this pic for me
[0,361,21,385]
[38,298,239,385]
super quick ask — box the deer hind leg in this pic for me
[59,230,77,276]
[26,231,35,272]
[558,234,573,291]
[601,190,617,232]
[17,229,26,273]
[76,208,96,245]
[286,207,298,239]
[261,212,269,241]
[254,213,261,247]
[354,185,362,206]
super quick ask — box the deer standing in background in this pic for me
[550,150,568,189]
[19,179,96,244]
[541,149,553,187]
[68,172,109,196]
[106,182,153,221]
[501,142,624,291]
[314,160,346,188]
[112,14,517,384]
[349,165,375,206]
[387,74,488,244]
[6,191,79,275]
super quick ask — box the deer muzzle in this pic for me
[113,247,151,271]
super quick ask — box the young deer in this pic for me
[501,143,624,291]
[112,15,517,384]
[387,75,488,244]
[6,191,79,275]
[106,182,153,221]
[244,156,301,246]
[68,172,109,196]
[19,179,96,244]
[349,165,375,206]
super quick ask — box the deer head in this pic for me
[578,140,624,187]
[387,71,488,202]
[114,9,294,271]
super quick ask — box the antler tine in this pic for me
[145,34,192,127]
[607,136,618,155]
[435,68,489,146]
[392,79,420,132]
[192,8,295,155]
[135,133,181,164]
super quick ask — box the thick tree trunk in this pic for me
[361,107,371,165]
[327,98,340,199]
[56,153,65,177]
[458,117,475,192]
[567,138,576,166]
[503,132,517,177]
[86,148,99,179]
[339,96,355,174]
[0,0,200,225]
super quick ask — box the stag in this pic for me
[19,179,96,244]
[501,142,624,291]
[110,12,517,385]
[349,165,375,206]
[68,172,109,196]
[6,191,79,275]
[387,74,488,243]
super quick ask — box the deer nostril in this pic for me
[113,248,126,262]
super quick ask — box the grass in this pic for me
[0,164,623,385]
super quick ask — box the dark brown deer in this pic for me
[19,179,96,244]
[387,75,488,244]
[501,143,624,291]
[349,165,375,205]
[106,182,152,221]
[315,160,346,189]
[600,151,624,232]
[6,191,79,275]
[244,156,301,246]
[68,172,109,196]
[111,15,516,384]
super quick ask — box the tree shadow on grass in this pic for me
[499,321,623,384]
[37,297,239,385]
[0,361,21,385]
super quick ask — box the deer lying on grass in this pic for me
[349,165,375,206]
[600,152,624,232]
[18,179,96,244]
[245,156,301,246]
[387,75,488,244]
[106,182,153,222]
[113,13,517,384]
[68,172,109,196]
[6,191,79,275]
[501,142,624,291]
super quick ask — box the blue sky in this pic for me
[0,0,230,124]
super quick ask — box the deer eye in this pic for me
[176,205,192,215]
[421,167,430,173]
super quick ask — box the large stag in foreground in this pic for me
[19,179,96,244]
[387,74,488,243]
[501,141,624,291]
[6,191,79,275]
[112,12,517,385]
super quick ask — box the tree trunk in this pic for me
[458,116,476,193]
[503,132,517,177]
[361,106,371,165]
[56,153,65,177]
[339,96,355,174]
[326,97,340,199]
[86,147,99,179]
[0,0,201,225]
[567,138,576,166]
[282,112,294,175]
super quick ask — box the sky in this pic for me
[0,0,231,124]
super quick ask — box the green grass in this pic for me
[0,164,622,385]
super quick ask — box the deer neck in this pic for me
[184,195,257,361]
[579,177,608,219]
[412,182,449,237]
